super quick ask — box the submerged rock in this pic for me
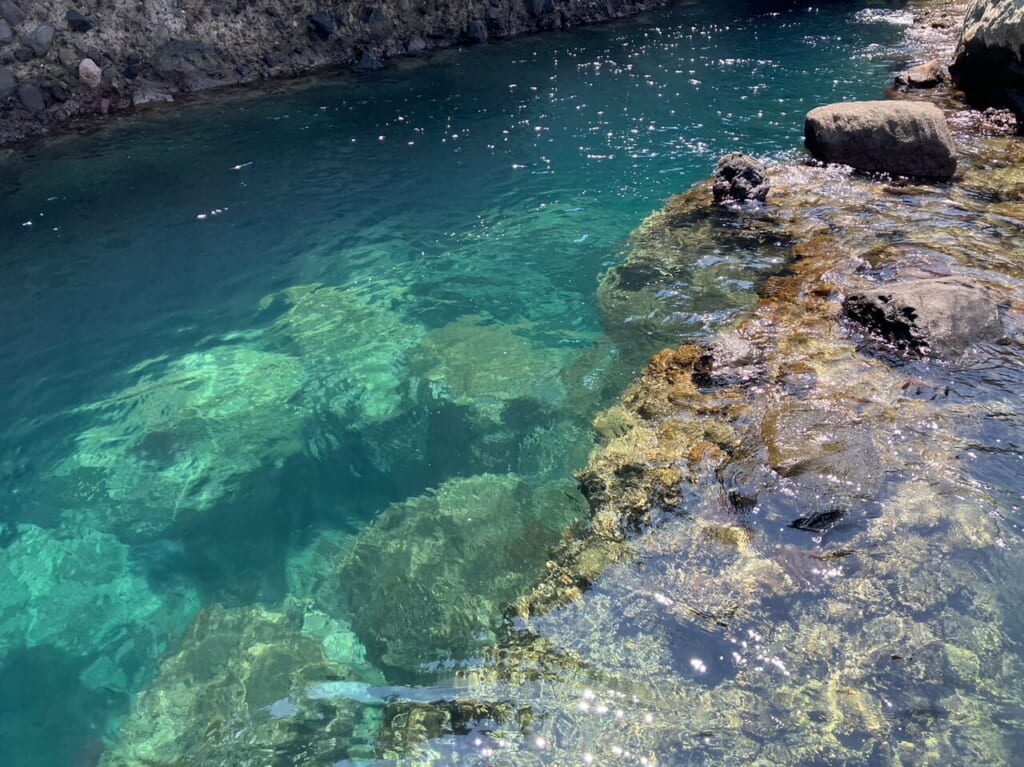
[53,346,308,538]
[0,523,198,690]
[844,277,1003,358]
[712,152,769,203]
[99,602,384,766]
[310,474,584,675]
[804,100,957,179]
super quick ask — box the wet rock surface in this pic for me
[951,0,1024,120]
[804,100,957,179]
[712,152,770,203]
[844,277,1003,358]
[895,57,946,88]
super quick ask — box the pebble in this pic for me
[24,23,55,57]
[0,19,12,46]
[66,9,93,33]
[0,0,25,28]
[79,57,102,89]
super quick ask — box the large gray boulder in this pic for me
[843,278,1003,359]
[950,0,1024,117]
[804,101,957,180]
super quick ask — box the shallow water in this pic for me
[0,2,1012,764]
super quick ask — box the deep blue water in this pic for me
[0,2,936,764]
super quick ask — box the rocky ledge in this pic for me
[0,0,669,145]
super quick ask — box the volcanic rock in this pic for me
[712,152,770,203]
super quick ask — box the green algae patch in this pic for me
[54,346,309,538]
[99,601,384,767]
[309,473,586,677]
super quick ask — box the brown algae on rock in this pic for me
[363,142,1024,764]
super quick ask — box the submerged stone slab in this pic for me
[99,602,384,766]
[804,101,957,180]
[313,474,584,675]
[844,277,1003,358]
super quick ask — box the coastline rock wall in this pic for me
[951,0,1024,119]
[0,0,668,144]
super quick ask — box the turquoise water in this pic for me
[0,2,955,764]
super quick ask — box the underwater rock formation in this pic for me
[804,100,957,179]
[0,522,199,693]
[596,179,794,360]
[53,346,309,538]
[306,473,585,677]
[99,601,385,766]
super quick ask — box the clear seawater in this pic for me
[0,2,991,764]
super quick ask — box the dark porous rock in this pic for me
[356,49,383,70]
[24,23,55,57]
[0,64,15,99]
[45,81,68,102]
[804,101,957,180]
[0,0,25,28]
[950,0,1024,119]
[467,18,488,43]
[306,11,333,41]
[124,52,141,80]
[843,278,1003,359]
[527,0,555,16]
[13,44,32,62]
[65,9,92,33]
[0,19,12,46]
[16,82,44,112]
[712,152,769,203]
[154,39,231,91]
[895,59,946,89]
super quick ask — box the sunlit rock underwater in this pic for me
[96,601,385,766]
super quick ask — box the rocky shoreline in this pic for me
[41,1,1024,764]
[0,0,673,146]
